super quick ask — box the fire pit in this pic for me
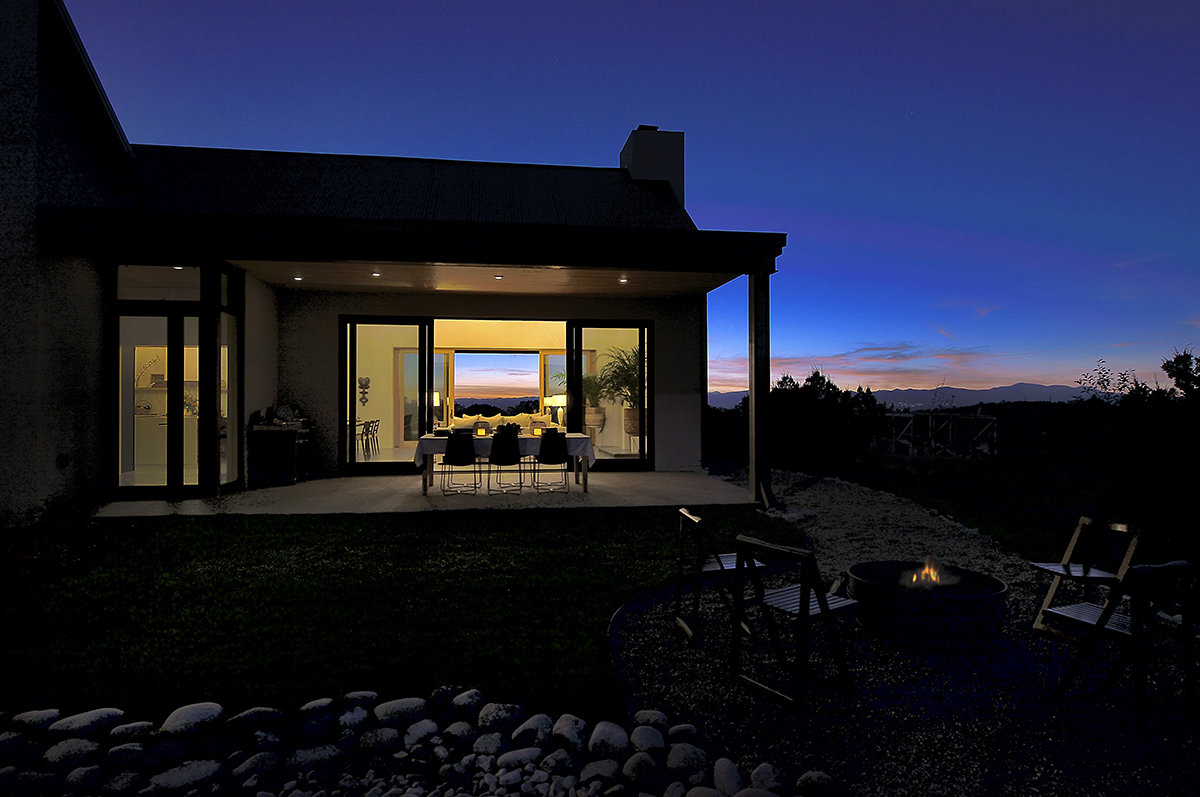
[847,556,1009,637]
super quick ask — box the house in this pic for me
[0,0,784,522]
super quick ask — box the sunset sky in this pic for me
[64,1,1200,394]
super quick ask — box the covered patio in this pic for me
[94,471,755,517]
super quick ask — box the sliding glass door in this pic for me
[566,322,651,468]
[342,316,432,472]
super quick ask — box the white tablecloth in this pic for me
[415,433,596,466]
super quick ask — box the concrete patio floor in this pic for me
[95,471,756,517]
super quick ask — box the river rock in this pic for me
[225,707,285,734]
[621,750,661,788]
[552,714,589,752]
[49,708,124,737]
[358,727,400,753]
[376,697,427,728]
[159,702,223,736]
[12,709,59,730]
[588,721,630,760]
[630,725,664,754]
[513,713,554,747]
[231,750,278,779]
[795,770,836,796]
[149,759,221,791]
[110,721,155,739]
[451,689,484,722]
[666,743,707,785]
[713,757,742,796]
[405,718,439,749]
[44,738,98,770]
[633,710,669,732]
[477,703,525,735]
[750,763,784,792]
[498,746,543,770]
[473,732,505,756]
[579,758,620,786]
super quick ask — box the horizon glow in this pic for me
[62,1,1200,396]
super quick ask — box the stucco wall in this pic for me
[275,290,707,474]
[243,274,279,419]
[1,0,112,523]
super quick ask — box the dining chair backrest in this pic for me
[536,428,570,465]
[489,425,521,466]
[444,430,478,466]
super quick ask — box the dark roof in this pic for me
[127,145,698,231]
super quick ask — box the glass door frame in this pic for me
[566,320,653,471]
[339,315,433,474]
[115,302,217,498]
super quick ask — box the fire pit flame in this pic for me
[902,555,960,589]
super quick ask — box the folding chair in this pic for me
[1048,560,1195,735]
[730,534,856,707]
[1032,516,1140,635]
[673,508,741,642]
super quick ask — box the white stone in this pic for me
[552,715,589,752]
[341,706,369,728]
[49,708,123,736]
[149,759,221,790]
[713,759,742,797]
[375,697,427,727]
[629,726,664,753]
[587,722,629,759]
[44,738,98,766]
[159,702,223,735]
[13,709,59,730]
[405,718,439,749]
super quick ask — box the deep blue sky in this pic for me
[64,1,1200,391]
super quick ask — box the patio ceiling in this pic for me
[232,259,743,297]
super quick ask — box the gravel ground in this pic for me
[610,471,1198,796]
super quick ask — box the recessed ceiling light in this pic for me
[619,277,628,283]
[173,266,184,270]
[293,276,303,281]
[372,272,381,277]
[494,275,503,280]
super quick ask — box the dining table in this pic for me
[414,432,597,495]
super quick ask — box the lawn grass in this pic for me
[4,504,797,723]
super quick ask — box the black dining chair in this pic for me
[487,425,523,495]
[440,430,480,495]
[533,427,570,493]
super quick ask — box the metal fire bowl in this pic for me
[847,560,1009,638]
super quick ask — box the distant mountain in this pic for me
[872,383,1085,410]
[707,383,1085,410]
[453,396,541,411]
[707,390,749,409]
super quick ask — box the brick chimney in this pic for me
[620,125,684,206]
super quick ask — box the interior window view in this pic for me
[347,320,647,465]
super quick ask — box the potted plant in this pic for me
[551,370,608,431]
[598,345,643,436]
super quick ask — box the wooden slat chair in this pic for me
[730,534,856,707]
[1048,560,1195,735]
[1032,516,1140,635]
[673,508,747,642]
